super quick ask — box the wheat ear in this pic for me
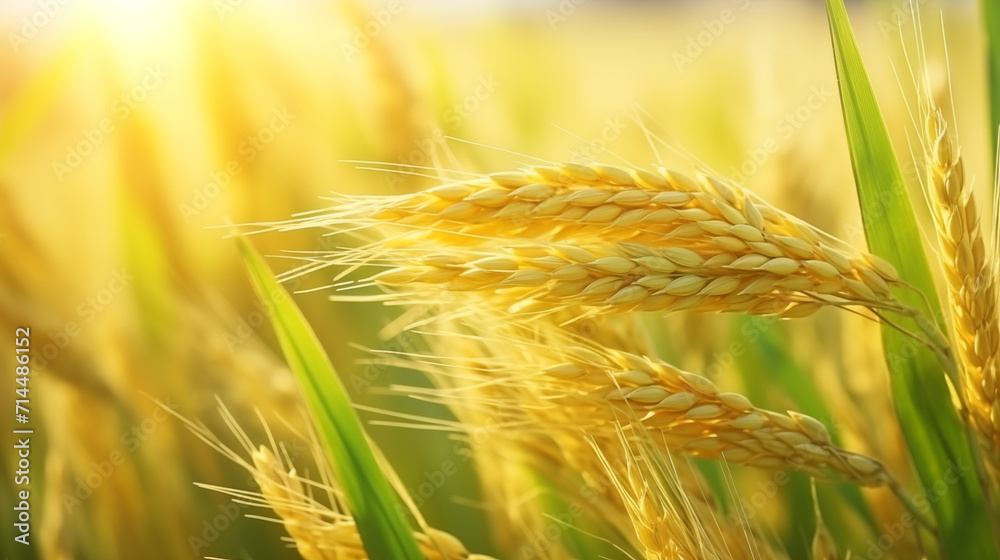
[535,340,891,487]
[592,424,789,560]
[164,397,497,560]
[921,101,1000,476]
[413,313,785,560]
[268,162,904,320]
[390,312,893,488]
[361,239,902,319]
[251,446,494,560]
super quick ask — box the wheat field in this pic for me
[1,1,998,559]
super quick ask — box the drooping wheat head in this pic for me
[250,446,493,560]
[169,400,496,560]
[245,139,938,557]
[407,310,789,559]
[388,309,893,489]
[267,162,904,320]
[591,424,789,560]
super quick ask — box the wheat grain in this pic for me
[273,162,902,319]
[371,320,598,559]
[265,159,915,552]
[250,446,494,560]
[539,341,889,486]
[172,398,497,560]
[390,311,892,488]
[592,425,788,560]
[412,313,786,560]
[921,102,1000,475]
[358,239,901,318]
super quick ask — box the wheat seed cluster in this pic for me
[284,163,904,322]
[922,103,1000,481]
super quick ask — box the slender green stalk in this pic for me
[237,237,425,560]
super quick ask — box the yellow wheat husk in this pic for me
[396,317,614,558]
[386,307,893,488]
[592,425,790,560]
[920,96,1000,479]
[170,400,497,560]
[250,446,494,560]
[264,161,904,319]
[411,312,787,560]
[362,240,891,318]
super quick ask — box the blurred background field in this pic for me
[0,0,991,559]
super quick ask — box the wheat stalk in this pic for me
[810,481,838,560]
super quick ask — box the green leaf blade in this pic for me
[823,1,996,558]
[238,237,425,560]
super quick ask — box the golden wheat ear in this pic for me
[280,160,909,322]
[910,35,1000,487]
[398,311,893,487]
[251,445,496,560]
[590,421,791,560]
[157,398,497,560]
